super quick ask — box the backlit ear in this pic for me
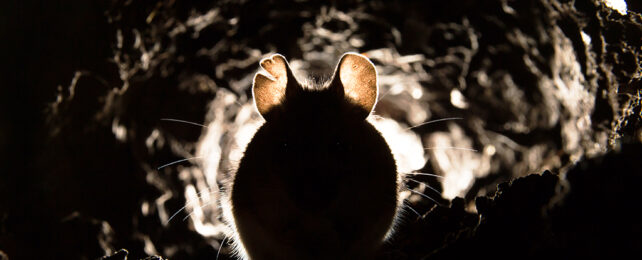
[252,54,298,119]
[330,52,378,117]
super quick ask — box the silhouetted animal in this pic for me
[229,53,399,259]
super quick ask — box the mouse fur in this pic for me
[226,53,400,259]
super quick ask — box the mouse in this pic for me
[223,53,400,259]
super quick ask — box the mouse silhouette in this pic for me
[228,53,399,259]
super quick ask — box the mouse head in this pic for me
[248,53,384,179]
[247,53,388,196]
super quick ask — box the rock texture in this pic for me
[1,0,640,259]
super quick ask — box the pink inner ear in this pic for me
[252,54,291,116]
[338,53,378,113]
[260,55,288,87]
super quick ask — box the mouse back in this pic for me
[229,53,399,259]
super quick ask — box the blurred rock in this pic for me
[1,0,640,259]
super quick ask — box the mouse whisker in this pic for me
[402,172,444,179]
[157,156,204,170]
[376,86,394,102]
[404,185,444,207]
[182,200,219,222]
[424,146,478,152]
[405,178,442,195]
[405,117,463,130]
[183,202,212,221]
[165,188,216,225]
[402,199,421,218]
[160,118,209,128]
[166,203,191,225]
[216,235,229,260]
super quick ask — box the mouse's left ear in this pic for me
[252,54,300,120]
[329,52,378,119]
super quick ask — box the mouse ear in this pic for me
[252,54,299,119]
[330,52,378,118]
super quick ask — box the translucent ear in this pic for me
[330,52,378,117]
[252,54,297,118]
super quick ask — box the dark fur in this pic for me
[231,54,398,259]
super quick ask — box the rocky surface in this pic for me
[1,0,640,259]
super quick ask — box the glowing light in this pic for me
[426,125,485,200]
[111,118,127,142]
[603,0,627,15]
[581,31,592,46]
[368,116,426,174]
[411,87,423,99]
[450,89,469,109]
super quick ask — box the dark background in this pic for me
[1,0,641,259]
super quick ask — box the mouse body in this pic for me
[227,53,399,259]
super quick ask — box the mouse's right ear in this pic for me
[252,54,299,120]
[329,52,378,119]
